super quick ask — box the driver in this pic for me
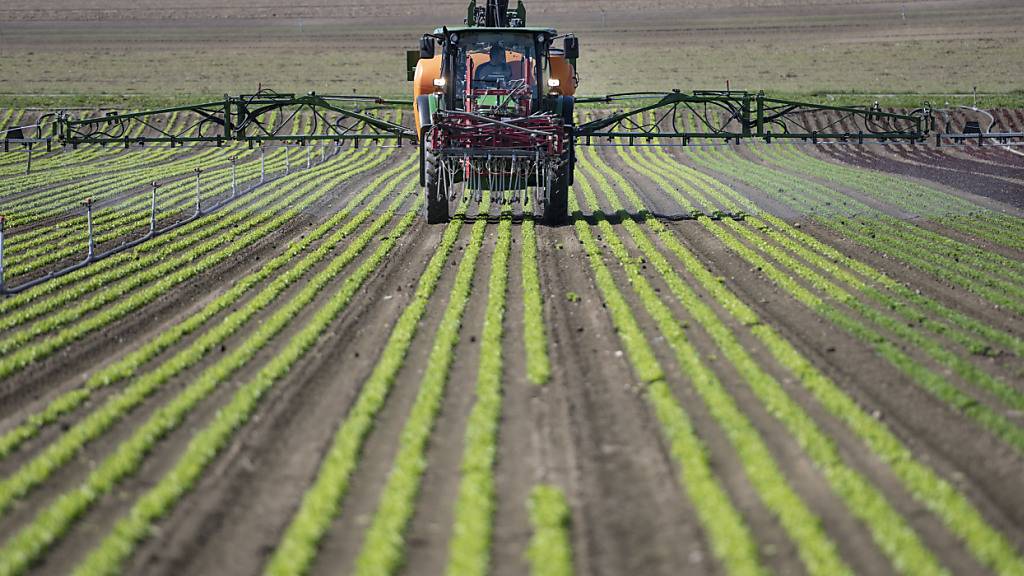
[475,44,512,85]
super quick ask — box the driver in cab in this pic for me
[475,45,512,87]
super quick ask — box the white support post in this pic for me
[320,143,326,164]
[231,157,238,197]
[0,214,6,293]
[194,168,203,216]
[285,148,290,175]
[25,146,32,175]
[260,147,266,183]
[306,144,312,169]
[83,198,95,262]
[150,182,159,236]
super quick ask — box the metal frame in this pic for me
[56,90,417,147]
[575,90,930,144]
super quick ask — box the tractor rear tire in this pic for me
[423,147,450,224]
[537,162,569,226]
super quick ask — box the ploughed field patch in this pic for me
[0,107,1022,576]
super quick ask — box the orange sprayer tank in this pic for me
[412,55,442,135]
[549,55,576,97]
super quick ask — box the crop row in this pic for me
[690,146,1024,314]
[0,105,365,277]
[2,143,230,241]
[577,160,865,574]
[0,144,377,324]
[0,145,360,327]
[0,160,415,522]
[0,147,361,321]
[521,198,551,385]
[1,107,311,225]
[72,183,423,576]
[1,146,225,228]
[757,143,1024,249]
[3,144,328,280]
[0,154,416,461]
[5,109,329,244]
[0,170,421,576]
[352,196,492,575]
[622,137,1022,360]
[580,148,947,574]
[446,204,512,576]
[567,182,766,575]
[748,145,1024,289]
[265,195,474,576]
[0,145,391,382]
[622,143,1024,451]
[526,485,573,576]
[0,145,200,211]
[623,144,1023,389]
[594,144,1023,574]
[0,110,165,177]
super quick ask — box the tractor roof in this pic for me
[433,26,557,36]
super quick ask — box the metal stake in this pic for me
[150,182,160,236]
[231,157,238,196]
[285,149,290,175]
[260,147,266,183]
[25,146,32,175]
[0,214,6,293]
[306,144,312,169]
[84,198,95,262]
[194,168,203,216]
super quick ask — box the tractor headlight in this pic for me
[547,78,561,88]
[433,77,447,88]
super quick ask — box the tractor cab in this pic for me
[410,25,578,136]
[454,31,539,117]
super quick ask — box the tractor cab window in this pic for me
[452,33,537,103]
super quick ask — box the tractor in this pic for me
[410,0,579,224]
[34,0,936,232]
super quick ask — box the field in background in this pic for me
[0,0,1022,107]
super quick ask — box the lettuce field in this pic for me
[0,108,1022,576]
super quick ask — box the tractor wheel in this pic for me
[423,146,450,224]
[537,161,569,226]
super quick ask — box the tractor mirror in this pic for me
[564,37,579,60]
[407,50,419,81]
[420,36,435,59]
